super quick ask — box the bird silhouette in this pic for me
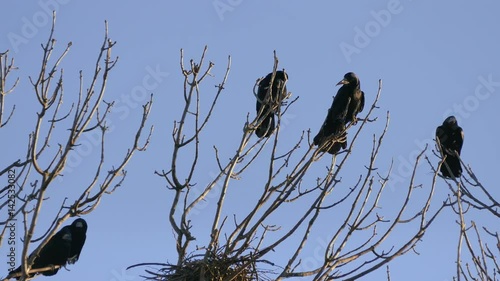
[255,70,288,138]
[9,218,87,278]
[436,116,464,178]
[314,72,365,154]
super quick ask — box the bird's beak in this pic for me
[336,79,349,86]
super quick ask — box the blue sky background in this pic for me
[1,1,499,280]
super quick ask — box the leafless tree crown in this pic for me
[1,12,153,281]
[129,47,497,281]
[1,14,497,281]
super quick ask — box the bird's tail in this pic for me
[255,113,275,138]
[440,154,462,178]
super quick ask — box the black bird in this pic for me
[314,72,365,154]
[255,70,288,138]
[436,116,464,178]
[9,218,87,278]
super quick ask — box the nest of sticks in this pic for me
[129,252,273,281]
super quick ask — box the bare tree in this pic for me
[0,49,19,128]
[1,12,153,281]
[128,47,460,281]
[456,165,500,281]
[432,150,499,281]
[455,218,499,281]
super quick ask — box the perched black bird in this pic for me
[436,116,464,178]
[255,70,288,138]
[9,218,87,278]
[315,117,348,154]
[314,72,365,154]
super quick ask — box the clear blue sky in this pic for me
[1,1,499,280]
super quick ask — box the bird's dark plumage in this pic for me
[436,116,464,178]
[255,70,288,138]
[10,218,87,278]
[314,72,365,154]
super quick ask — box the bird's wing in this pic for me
[256,83,267,112]
[359,91,365,113]
[435,126,446,151]
[457,127,464,153]
[435,126,443,140]
[330,90,350,119]
[58,227,73,258]
[342,97,351,119]
[68,234,86,264]
[37,226,73,270]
